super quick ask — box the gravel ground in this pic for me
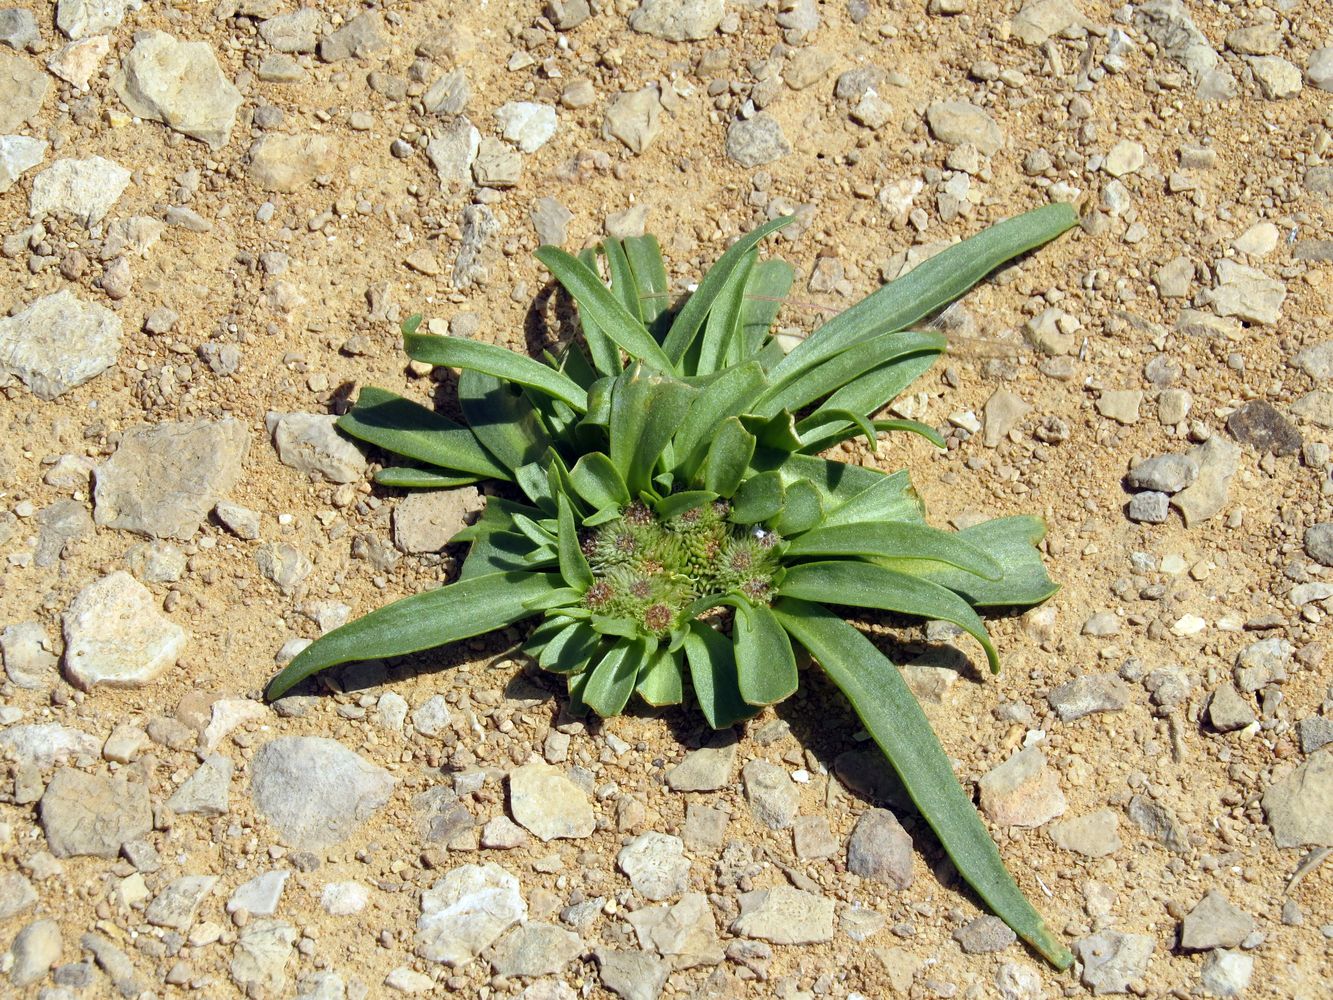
[1,1,1331,998]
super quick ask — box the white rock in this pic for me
[47,35,110,88]
[1104,139,1146,177]
[0,135,47,194]
[508,762,596,841]
[114,31,242,148]
[199,698,268,754]
[56,0,139,39]
[62,571,188,690]
[1231,221,1279,256]
[411,695,452,737]
[0,723,100,768]
[146,875,218,930]
[416,863,527,966]
[617,832,690,900]
[321,881,369,916]
[29,156,130,226]
[228,870,290,917]
[629,0,725,41]
[0,290,122,401]
[1208,259,1286,325]
[496,101,558,153]
[267,412,368,484]
[167,754,233,816]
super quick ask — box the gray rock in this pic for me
[29,157,129,228]
[618,832,690,900]
[1263,750,1333,847]
[531,197,574,246]
[82,931,146,997]
[230,919,295,995]
[0,291,122,401]
[1201,949,1254,997]
[953,914,1016,954]
[682,802,729,852]
[0,871,37,920]
[268,412,367,484]
[785,47,833,89]
[320,881,368,916]
[1207,260,1285,325]
[1180,890,1253,950]
[215,501,261,540]
[0,50,48,132]
[982,390,1030,446]
[1291,390,1333,429]
[978,747,1066,827]
[0,8,39,50]
[792,814,838,859]
[393,487,482,553]
[62,572,187,690]
[741,759,797,829]
[250,736,396,850]
[146,875,217,930]
[426,117,481,186]
[847,807,913,888]
[595,948,669,1000]
[1075,930,1154,995]
[1127,491,1169,524]
[39,768,151,859]
[248,134,336,192]
[114,32,241,148]
[1208,684,1255,733]
[667,740,736,792]
[850,91,893,130]
[1234,637,1291,693]
[424,69,470,115]
[408,694,451,737]
[228,870,289,917]
[1125,454,1197,493]
[496,101,558,153]
[319,12,387,62]
[1226,400,1301,456]
[480,815,527,849]
[2,621,58,689]
[489,922,583,977]
[56,0,137,39]
[257,542,312,594]
[1097,389,1142,424]
[1012,0,1085,45]
[472,137,521,187]
[1310,48,1333,93]
[725,113,790,167]
[414,785,475,845]
[548,0,591,30]
[295,971,347,1000]
[926,101,1003,155]
[1133,0,1219,81]
[0,723,100,768]
[417,863,526,966]
[629,0,724,40]
[625,892,723,968]
[10,918,61,987]
[124,540,187,584]
[1299,716,1333,754]
[1251,56,1301,99]
[453,203,501,290]
[1294,341,1333,381]
[732,885,834,944]
[94,418,249,539]
[1047,674,1130,721]
[1126,793,1190,853]
[604,87,663,155]
[0,134,46,193]
[167,755,233,816]
[259,10,322,53]
[1171,436,1240,527]
[509,762,595,841]
[1049,809,1121,858]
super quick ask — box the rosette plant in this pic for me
[267,204,1078,967]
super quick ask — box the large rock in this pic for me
[489,922,583,977]
[248,134,337,192]
[62,572,188,690]
[231,919,296,995]
[1074,930,1154,995]
[115,32,242,148]
[1179,890,1253,950]
[625,892,722,968]
[57,0,139,39]
[508,762,595,841]
[250,737,396,850]
[93,418,249,539]
[741,759,797,829]
[629,0,724,40]
[9,918,62,987]
[28,156,130,226]
[39,768,152,858]
[0,290,122,401]
[617,832,690,900]
[0,723,100,768]
[0,50,49,132]
[1263,750,1333,847]
[416,863,527,966]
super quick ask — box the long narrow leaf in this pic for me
[603,238,642,324]
[339,386,511,480]
[576,247,623,376]
[732,601,798,706]
[624,234,671,337]
[610,365,697,495]
[814,350,941,422]
[740,258,794,360]
[785,523,1002,580]
[772,598,1072,970]
[697,250,757,375]
[374,467,482,488]
[670,361,767,480]
[557,494,594,590]
[683,621,759,730]
[265,572,562,699]
[821,469,925,527]
[703,417,756,496]
[406,333,587,411]
[583,637,647,717]
[458,369,551,473]
[570,452,630,511]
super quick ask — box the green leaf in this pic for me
[515,462,557,515]
[732,601,798,706]
[769,478,823,536]
[374,467,482,488]
[535,246,676,372]
[539,621,602,673]
[671,361,767,480]
[683,621,760,730]
[624,234,671,337]
[521,615,575,660]
[870,418,947,448]
[740,258,794,360]
[609,365,698,495]
[460,530,538,579]
[636,645,685,706]
[576,248,623,377]
[458,368,551,472]
[557,493,594,590]
[603,238,642,324]
[776,560,1000,673]
[265,572,562,700]
[655,491,716,521]
[523,587,584,611]
[730,471,785,524]
[771,598,1073,970]
[784,523,1003,581]
[821,469,925,527]
[406,333,588,411]
[583,637,648,717]
[339,386,511,481]
[401,314,423,336]
[703,417,756,496]
[814,350,941,422]
[740,410,803,453]
[751,451,885,512]
[794,409,882,453]
[570,452,630,511]
[662,215,793,366]
[770,204,1078,385]
[880,515,1058,608]
[697,249,757,375]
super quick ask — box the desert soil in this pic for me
[1,0,1332,998]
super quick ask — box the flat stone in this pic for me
[0,8,40,50]
[1297,717,1333,755]
[1049,809,1121,857]
[297,972,348,999]
[199,698,269,754]
[39,768,151,859]
[423,69,470,115]
[82,931,146,996]
[531,196,573,246]
[215,501,260,540]
[1125,454,1197,493]
[509,762,595,841]
[1208,684,1256,732]
[1294,341,1333,381]
[0,292,120,397]
[1309,48,1333,92]
[625,892,723,969]
[1251,55,1301,99]
[1047,674,1130,721]
[427,117,481,186]
[268,412,368,484]
[1096,389,1142,424]
[1133,0,1219,82]
[146,875,217,930]
[983,390,1030,446]
[257,542,312,594]
[409,694,452,737]
[682,803,728,852]
[792,814,838,859]
[29,156,129,227]
[258,10,322,53]
[618,832,690,900]
[604,87,662,155]
[979,747,1066,827]
[166,754,233,816]
[1234,637,1291,692]
[496,101,558,153]
[472,137,521,187]
[1305,524,1333,568]
[47,35,111,89]
[1291,390,1333,428]
[248,134,336,192]
[1104,140,1146,178]
[1012,0,1085,45]
[417,863,526,966]
[227,870,289,917]
[926,101,1004,155]
[2,621,58,689]
[10,918,61,987]
[595,948,668,1000]
[724,113,791,167]
[489,922,583,977]
[480,815,528,849]
[321,880,369,915]
[0,134,46,193]
[847,807,913,888]
[1127,491,1169,524]
[230,919,295,995]
[1201,949,1253,997]
[56,0,137,38]
[0,723,100,768]
[850,91,893,130]
[741,759,797,829]
[954,914,1017,954]
[784,47,833,89]
[319,11,387,62]
[1126,793,1190,853]
[94,418,249,539]
[62,571,187,690]
[1263,750,1333,847]
[1231,221,1279,256]
[414,786,475,845]
[0,51,47,132]
[732,885,834,944]
[114,32,240,148]
[1074,930,1154,995]
[250,736,396,850]
[1208,259,1286,325]
[1171,436,1240,527]
[1180,890,1253,950]
[393,487,482,553]
[666,738,736,791]
[629,0,724,40]
[1226,400,1301,455]
[1153,256,1193,298]
[0,872,37,920]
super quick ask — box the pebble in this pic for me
[496,101,558,153]
[1096,389,1142,424]
[0,50,47,133]
[725,113,791,167]
[10,918,62,987]
[1104,140,1146,177]
[0,134,45,193]
[47,35,110,89]
[1128,491,1170,524]
[1074,930,1154,995]
[259,9,322,53]
[618,831,690,900]
[1201,949,1254,997]
[250,736,396,850]
[1,621,58,689]
[682,803,729,852]
[1012,0,1084,44]
[732,885,835,944]
[604,86,663,155]
[1208,685,1256,732]
[1291,391,1333,429]
[1127,793,1190,853]
[0,723,100,768]
[1125,454,1197,493]
[625,892,723,968]
[268,412,368,484]
[1179,890,1253,950]
[846,808,914,888]
[0,872,37,919]
[982,390,1030,446]
[215,501,261,540]
[481,815,528,849]
[94,418,250,539]
[666,738,736,791]
[472,138,521,187]
[1049,809,1121,857]
[39,768,151,858]
[1046,674,1130,720]
[62,571,187,690]
[146,875,218,930]
[508,762,596,841]
[629,0,724,41]
[427,118,481,184]
[1297,717,1333,755]
[1226,400,1301,456]
[489,922,583,977]
[741,759,798,829]
[114,32,241,148]
[321,880,369,916]
[1309,48,1333,92]
[1262,750,1333,847]
[953,914,1016,954]
[531,196,573,246]
[385,967,433,993]
[56,0,135,39]
[1294,341,1333,381]
[228,870,289,918]
[926,101,1004,155]
[423,69,470,115]
[417,863,527,966]
[978,747,1066,827]
[230,919,296,995]
[1234,637,1291,692]
[1305,525,1333,568]
[167,755,234,816]
[393,487,482,553]
[248,134,336,192]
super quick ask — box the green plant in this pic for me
[266,204,1078,968]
